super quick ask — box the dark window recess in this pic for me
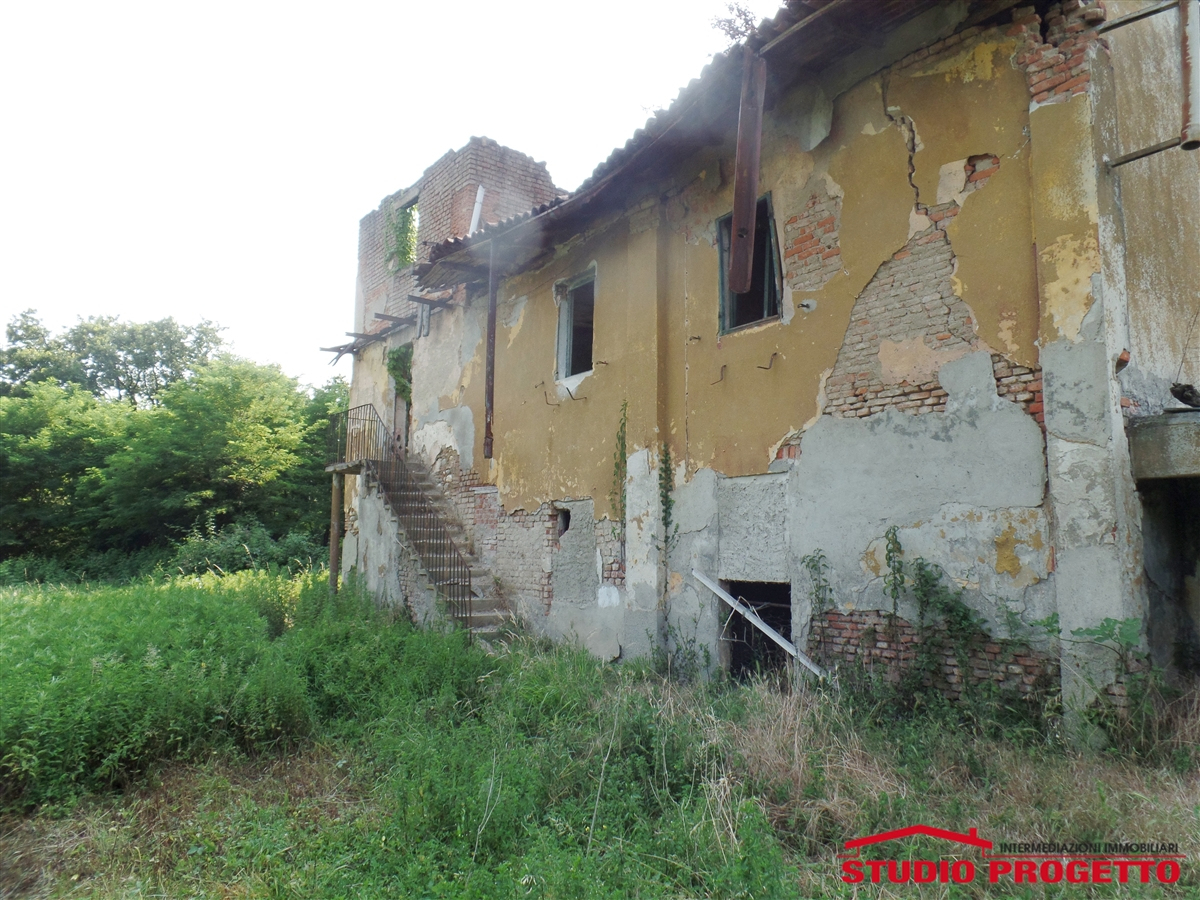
[559,277,595,378]
[722,580,791,679]
[556,508,571,537]
[718,196,782,332]
[569,280,594,375]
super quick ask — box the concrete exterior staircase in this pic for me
[400,458,512,645]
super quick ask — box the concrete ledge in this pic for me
[325,461,362,474]
[1128,412,1200,481]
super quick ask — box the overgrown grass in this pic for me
[3,575,1200,898]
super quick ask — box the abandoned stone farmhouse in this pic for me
[326,0,1200,700]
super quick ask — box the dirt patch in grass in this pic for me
[0,743,371,898]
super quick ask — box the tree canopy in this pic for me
[1,310,223,406]
[0,311,346,577]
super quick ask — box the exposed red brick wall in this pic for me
[357,137,561,332]
[992,354,1045,427]
[893,2,1106,106]
[1009,1,1108,105]
[418,136,560,252]
[426,448,625,614]
[811,154,1043,429]
[808,609,1058,701]
[820,158,991,419]
[783,189,843,292]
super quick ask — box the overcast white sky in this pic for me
[0,1,780,389]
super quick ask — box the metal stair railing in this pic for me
[329,404,471,625]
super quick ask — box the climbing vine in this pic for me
[385,204,417,273]
[658,441,679,553]
[906,555,990,703]
[610,401,628,526]
[800,550,832,617]
[386,345,413,405]
[883,525,904,620]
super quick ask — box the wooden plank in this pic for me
[729,50,767,294]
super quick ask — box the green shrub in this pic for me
[168,519,325,576]
[0,547,170,585]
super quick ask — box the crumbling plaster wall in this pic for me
[398,14,1057,647]
[659,352,1055,673]
[346,4,1154,684]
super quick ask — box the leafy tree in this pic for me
[0,382,129,557]
[0,308,345,574]
[0,311,84,394]
[0,310,222,405]
[85,356,316,549]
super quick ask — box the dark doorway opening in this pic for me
[721,580,792,679]
[1143,479,1200,675]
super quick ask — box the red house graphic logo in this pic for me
[839,824,1183,886]
[841,824,989,884]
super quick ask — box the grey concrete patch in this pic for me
[1043,340,1111,447]
[787,397,1047,623]
[547,499,622,659]
[717,473,789,582]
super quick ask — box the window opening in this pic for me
[557,274,595,379]
[720,580,792,678]
[718,195,781,332]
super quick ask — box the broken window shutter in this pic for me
[729,49,767,295]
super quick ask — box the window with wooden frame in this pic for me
[717,195,782,333]
[556,271,595,379]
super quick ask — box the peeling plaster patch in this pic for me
[502,294,528,348]
[1041,234,1101,340]
[802,368,833,432]
[908,207,933,239]
[862,540,885,576]
[996,311,1020,355]
[556,369,591,399]
[914,40,1012,83]
[598,585,620,608]
[821,171,845,200]
[412,417,463,468]
[994,524,1021,577]
[936,159,970,205]
[878,336,970,385]
[781,285,795,324]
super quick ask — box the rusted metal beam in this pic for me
[374,312,418,325]
[1107,136,1182,168]
[407,294,454,308]
[484,239,498,459]
[729,49,767,294]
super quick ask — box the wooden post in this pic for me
[329,473,344,593]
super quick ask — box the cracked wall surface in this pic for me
[343,2,1170,683]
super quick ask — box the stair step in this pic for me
[468,611,507,628]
